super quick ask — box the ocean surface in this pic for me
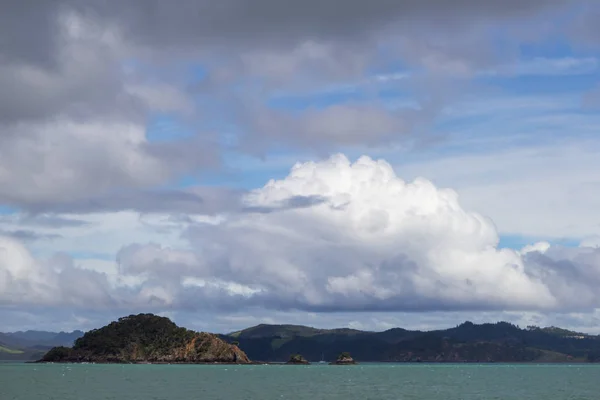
[1,362,598,400]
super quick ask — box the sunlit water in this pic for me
[1,362,598,399]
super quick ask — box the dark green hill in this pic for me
[8,317,600,364]
[6,330,84,347]
[39,314,251,364]
[220,321,600,363]
[229,324,365,339]
[221,324,370,362]
[0,329,84,360]
[0,340,46,361]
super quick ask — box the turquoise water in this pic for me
[1,363,598,399]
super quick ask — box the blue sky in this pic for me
[2,0,600,333]
[180,52,600,250]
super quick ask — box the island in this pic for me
[8,319,597,364]
[219,321,600,363]
[330,352,357,365]
[37,313,251,364]
[285,353,310,365]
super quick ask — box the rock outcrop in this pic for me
[38,314,251,364]
[286,354,310,364]
[330,352,357,365]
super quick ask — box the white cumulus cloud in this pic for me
[174,154,557,311]
[5,154,600,317]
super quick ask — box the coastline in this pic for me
[29,359,594,365]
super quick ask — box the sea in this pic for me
[1,362,598,399]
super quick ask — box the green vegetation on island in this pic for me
[0,345,24,354]
[218,321,600,363]
[0,340,46,361]
[5,318,600,364]
[330,352,357,365]
[286,353,310,364]
[38,314,250,364]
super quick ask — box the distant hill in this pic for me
[0,338,46,361]
[220,321,600,363]
[228,324,366,339]
[39,314,250,364]
[0,329,83,361]
[5,330,84,347]
[6,317,600,363]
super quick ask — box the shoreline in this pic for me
[29,360,596,365]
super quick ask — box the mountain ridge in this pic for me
[5,318,600,363]
[218,320,600,363]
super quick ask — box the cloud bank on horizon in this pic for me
[1,0,600,333]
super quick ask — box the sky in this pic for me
[2,0,600,335]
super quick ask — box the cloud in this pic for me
[0,121,166,205]
[0,0,594,212]
[483,57,598,77]
[394,138,600,239]
[6,0,569,89]
[2,154,600,326]
[176,154,558,312]
[0,236,114,307]
[111,155,600,313]
[0,8,221,208]
[0,230,62,242]
[1,0,600,332]
[0,116,218,208]
[0,211,204,260]
[569,2,600,49]
[0,8,138,125]
[240,104,415,152]
[50,0,570,52]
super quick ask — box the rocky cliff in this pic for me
[39,314,250,364]
[330,352,357,365]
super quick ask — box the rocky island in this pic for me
[330,352,357,365]
[38,313,251,364]
[285,354,310,365]
[17,319,599,364]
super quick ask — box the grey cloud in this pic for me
[1,0,578,80]
[0,0,590,212]
[15,187,241,215]
[238,103,417,153]
[17,215,89,228]
[56,0,579,92]
[0,1,61,66]
[0,1,144,126]
[0,243,117,309]
[8,148,600,320]
[0,1,216,209]
[0,53,142,126]
[0,230,62,242]
[0,122,222,207]
[108,237,600,315]
[568,2,600,49]
[104,155,600,316]
[0,307,131,333]
[62,0,571,51]
[143,136,222,175]
[13,187,331,216]
[241,195,329,214]
[0,214,86,241]
[523,246,600,311]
